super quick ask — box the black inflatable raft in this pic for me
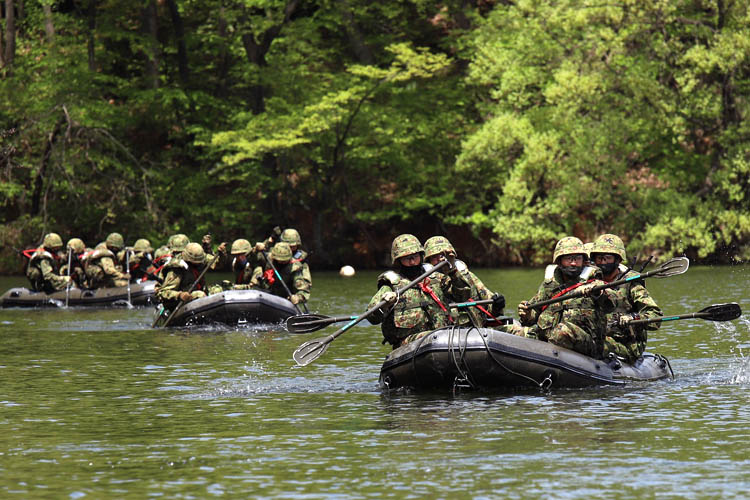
[379,326,673,391]
[0,281,157,308]
[153,289,298,327]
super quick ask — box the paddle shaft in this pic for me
[157,253,219,328]
[65,248,72,307]
[261,250,306,314]
[529,259,685,309]
[628,312,711,325]
[295,259,451,361]
[125,250,132,306]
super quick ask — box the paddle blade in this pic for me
[652,257,690,278]
[285,314,334,334]
[699,303,742,322]
[293,338,330,366]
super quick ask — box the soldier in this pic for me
[250,242,311,305]
[511,237,616,359]
[228,238,254,286]
[155,242,209,311]
[423,236,505,327]
[126,238,157,282]
[155,234,190,282]
[367,234,471,349]
[25,232,72,293]
[61,237,88,289]
[280,228,308,262]
[590,234,662,362]
[85,232,130,288]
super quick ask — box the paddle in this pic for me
[124,249,133,309]
[152,253,219,328]
[292,259,451,366]
[261,250,308,314]
[286,298,500,334]
[65,247,72,308]
[528,257,690,310]
[628,303,741,325]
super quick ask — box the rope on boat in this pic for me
[448,325,476,392]
[475,327,553,390]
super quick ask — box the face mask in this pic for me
[598,262,618,275]
[560,265,582,278]
[400,264,423,280]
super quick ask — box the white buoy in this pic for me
[339,265,355,277]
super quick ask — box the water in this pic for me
[1,266,748,498]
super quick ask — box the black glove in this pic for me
[491,293,505,310]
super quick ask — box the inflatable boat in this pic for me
[153,289,299,327]
[379,326,673,391]
[0,281,157,308]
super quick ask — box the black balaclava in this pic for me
[399,257,424,280]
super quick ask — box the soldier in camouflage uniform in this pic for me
[367,234,472,349]
[423,236,505,327]
[590,234,662,362]
[249,242,311,304]
[85,233,130,288]
[60,237,89,289]
[125,238,157,282]
[25,233,73,293]
[510,237,616,359]
[155,242,209,311]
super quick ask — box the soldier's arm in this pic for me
[249,266,263,287]
[101,257,127,279]
[291,265,311,302]
[367,285,395,325]
[629,283,663,330]
[156,271,183,301]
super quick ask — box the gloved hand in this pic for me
[491,293,506,309]
[290,294,302,305]
[122,273,131,281]
[579,284,602,298]
[202,234,212,245]
[254,242,266,252]
[517,301,531,322]
[445,252,457,271]
[217,242,227,254]
[179,291,193,303]
[619,313,640,325]
[382,291,397,305]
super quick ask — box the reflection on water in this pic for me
[0,266,748,498]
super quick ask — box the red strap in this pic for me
[418,279,454,322]
[22,248,40,259]
[190,267,204,291]
[469,299,502,324]
[540,280,593,312]
[263,268,275,284]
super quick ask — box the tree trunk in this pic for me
[87,0,96,70]
[217,5,229,96]
[31,115,66,216]
[43,3,55,42]
[4,0,16,68]
[165,0,188,83]
[142,0,160,89]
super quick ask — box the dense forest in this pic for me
[1,0,748,273]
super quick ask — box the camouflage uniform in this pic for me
[368,234,471,349]
[25,233,72,293]
[85,233,129,288]
[125,239,156,282]
[508,237,616,359]
[155,243,208,310]
[424,236,504,327]
[590,234,662,362]
[156,234,190,282]
[249,242,311,303]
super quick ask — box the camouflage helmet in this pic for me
[270,242,293,263]
[154,245,170,260]
[230,238,252,255]
[553,236,586,263]
[168,234,190,253]
[423,236,456,259]
[583,242,593,257]
[106,232,124,250]
[591,234,626,261]
[66,238,86,253]
[133,238,153,253]
[391,234,424,265]
[280,228,302,246]
[43,232,63,250]
[182,242,205,264]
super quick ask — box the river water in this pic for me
[1,265,748,498]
